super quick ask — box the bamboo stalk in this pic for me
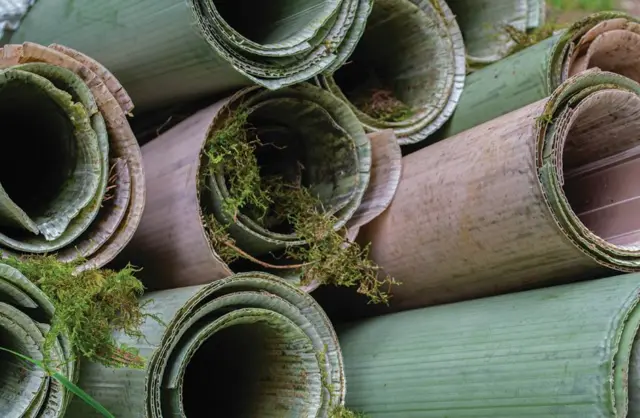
[0,42,144,270]
[416,11,640,149]
[0,263,75,417]
[10,0,373,110]
[316,0,466,145]
[338,274,640,417]
[448,0,546,66]
[65,272,344,418]
[119,84,386,291]
[360,70,640,310]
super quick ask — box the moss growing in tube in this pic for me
[4,255,152,369]
[204,111,398,304]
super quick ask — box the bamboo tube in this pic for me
[448,0,546,66]
[0,263,75,417]
[10,0,373,110]
[360,70,640,311]
[65,272,344,418]
[316,0,466,145]
[120,84,402,292]
[0,42,144,270]
[339,274,640,417]
[418,11,640,148]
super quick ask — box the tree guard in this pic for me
[360,70,640,311]
[0,42,144,270]
[10,0,373,110]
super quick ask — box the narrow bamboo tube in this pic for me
[360,70,640,311]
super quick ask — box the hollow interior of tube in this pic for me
[211,0,328,45]
[0,81,76,219]
[219,99,358,232]
[332,0,446,122]
[561,90,640,247]
[182,319,320,417]
[570,26,640,83]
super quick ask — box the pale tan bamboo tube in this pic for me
[360,70,640,311]
[121,88,400,291]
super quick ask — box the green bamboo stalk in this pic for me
[0,262,75,417]
[10,0,373,110]
[0,43,144,270]
[339,274,640,417]
[64,272,345,418]
[316,0,466,145]
[415,11,640,148]
[447,0,546,65]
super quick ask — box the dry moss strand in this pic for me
[4,255,150,369]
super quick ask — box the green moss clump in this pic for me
[505,23,565,56]
[5,256,151,369]
[330,406,368,418]
[203,111,398,304]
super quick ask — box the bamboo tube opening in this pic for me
[0,81,76,219]
[183,316,320,417]
[561,90,640,247]
[212,0,328,45]
[332,0,445,121]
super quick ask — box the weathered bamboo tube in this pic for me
[316,0,466,145]
[121,84,397,291]
[65,272,344,418]
[0,263,75,417]
[10,0,373,110]
[339,274,640,417]
[0,42,144,270]
[360,70,640,310]
[418,11,640,149]
[448,0,546,66]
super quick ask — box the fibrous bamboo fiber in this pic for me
[339,274,640,417]
[316,0,466,145]
[447,0,546,66]
[426,11,640,146]
[0,42,144,271]
[360,70,640,310]
[10,0,373,110]
[120,84,399,291]
[65,272,344,418]
[0,263,75,417]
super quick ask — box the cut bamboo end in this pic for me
[360,70,640,311]
[317,0,466,145]
[65,273,345,418]
[0,42,144,270]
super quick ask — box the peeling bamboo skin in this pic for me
[408,11,640,151]
[117,102,232,291]
[339,275,640,417]
[360,98,604,310]
[65,273,344,418]
[10,0,373,109]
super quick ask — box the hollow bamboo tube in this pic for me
[360,70,640,311]
[10,0,373,110]
[316,0,466,145]
[0,42,144,270]
[120,84,399,291]
[406,11,640,152]
[339,274,640,417]
[65,272,344,418]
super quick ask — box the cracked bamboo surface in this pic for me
[360,70,640,311]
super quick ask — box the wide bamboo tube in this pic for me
[339,274,640,417]
[316,0,466,145]
[10,0,373,109]
[65,273,344,418]
[120,84,401,291]
[360,70,640,311]
[0,42,144,270]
